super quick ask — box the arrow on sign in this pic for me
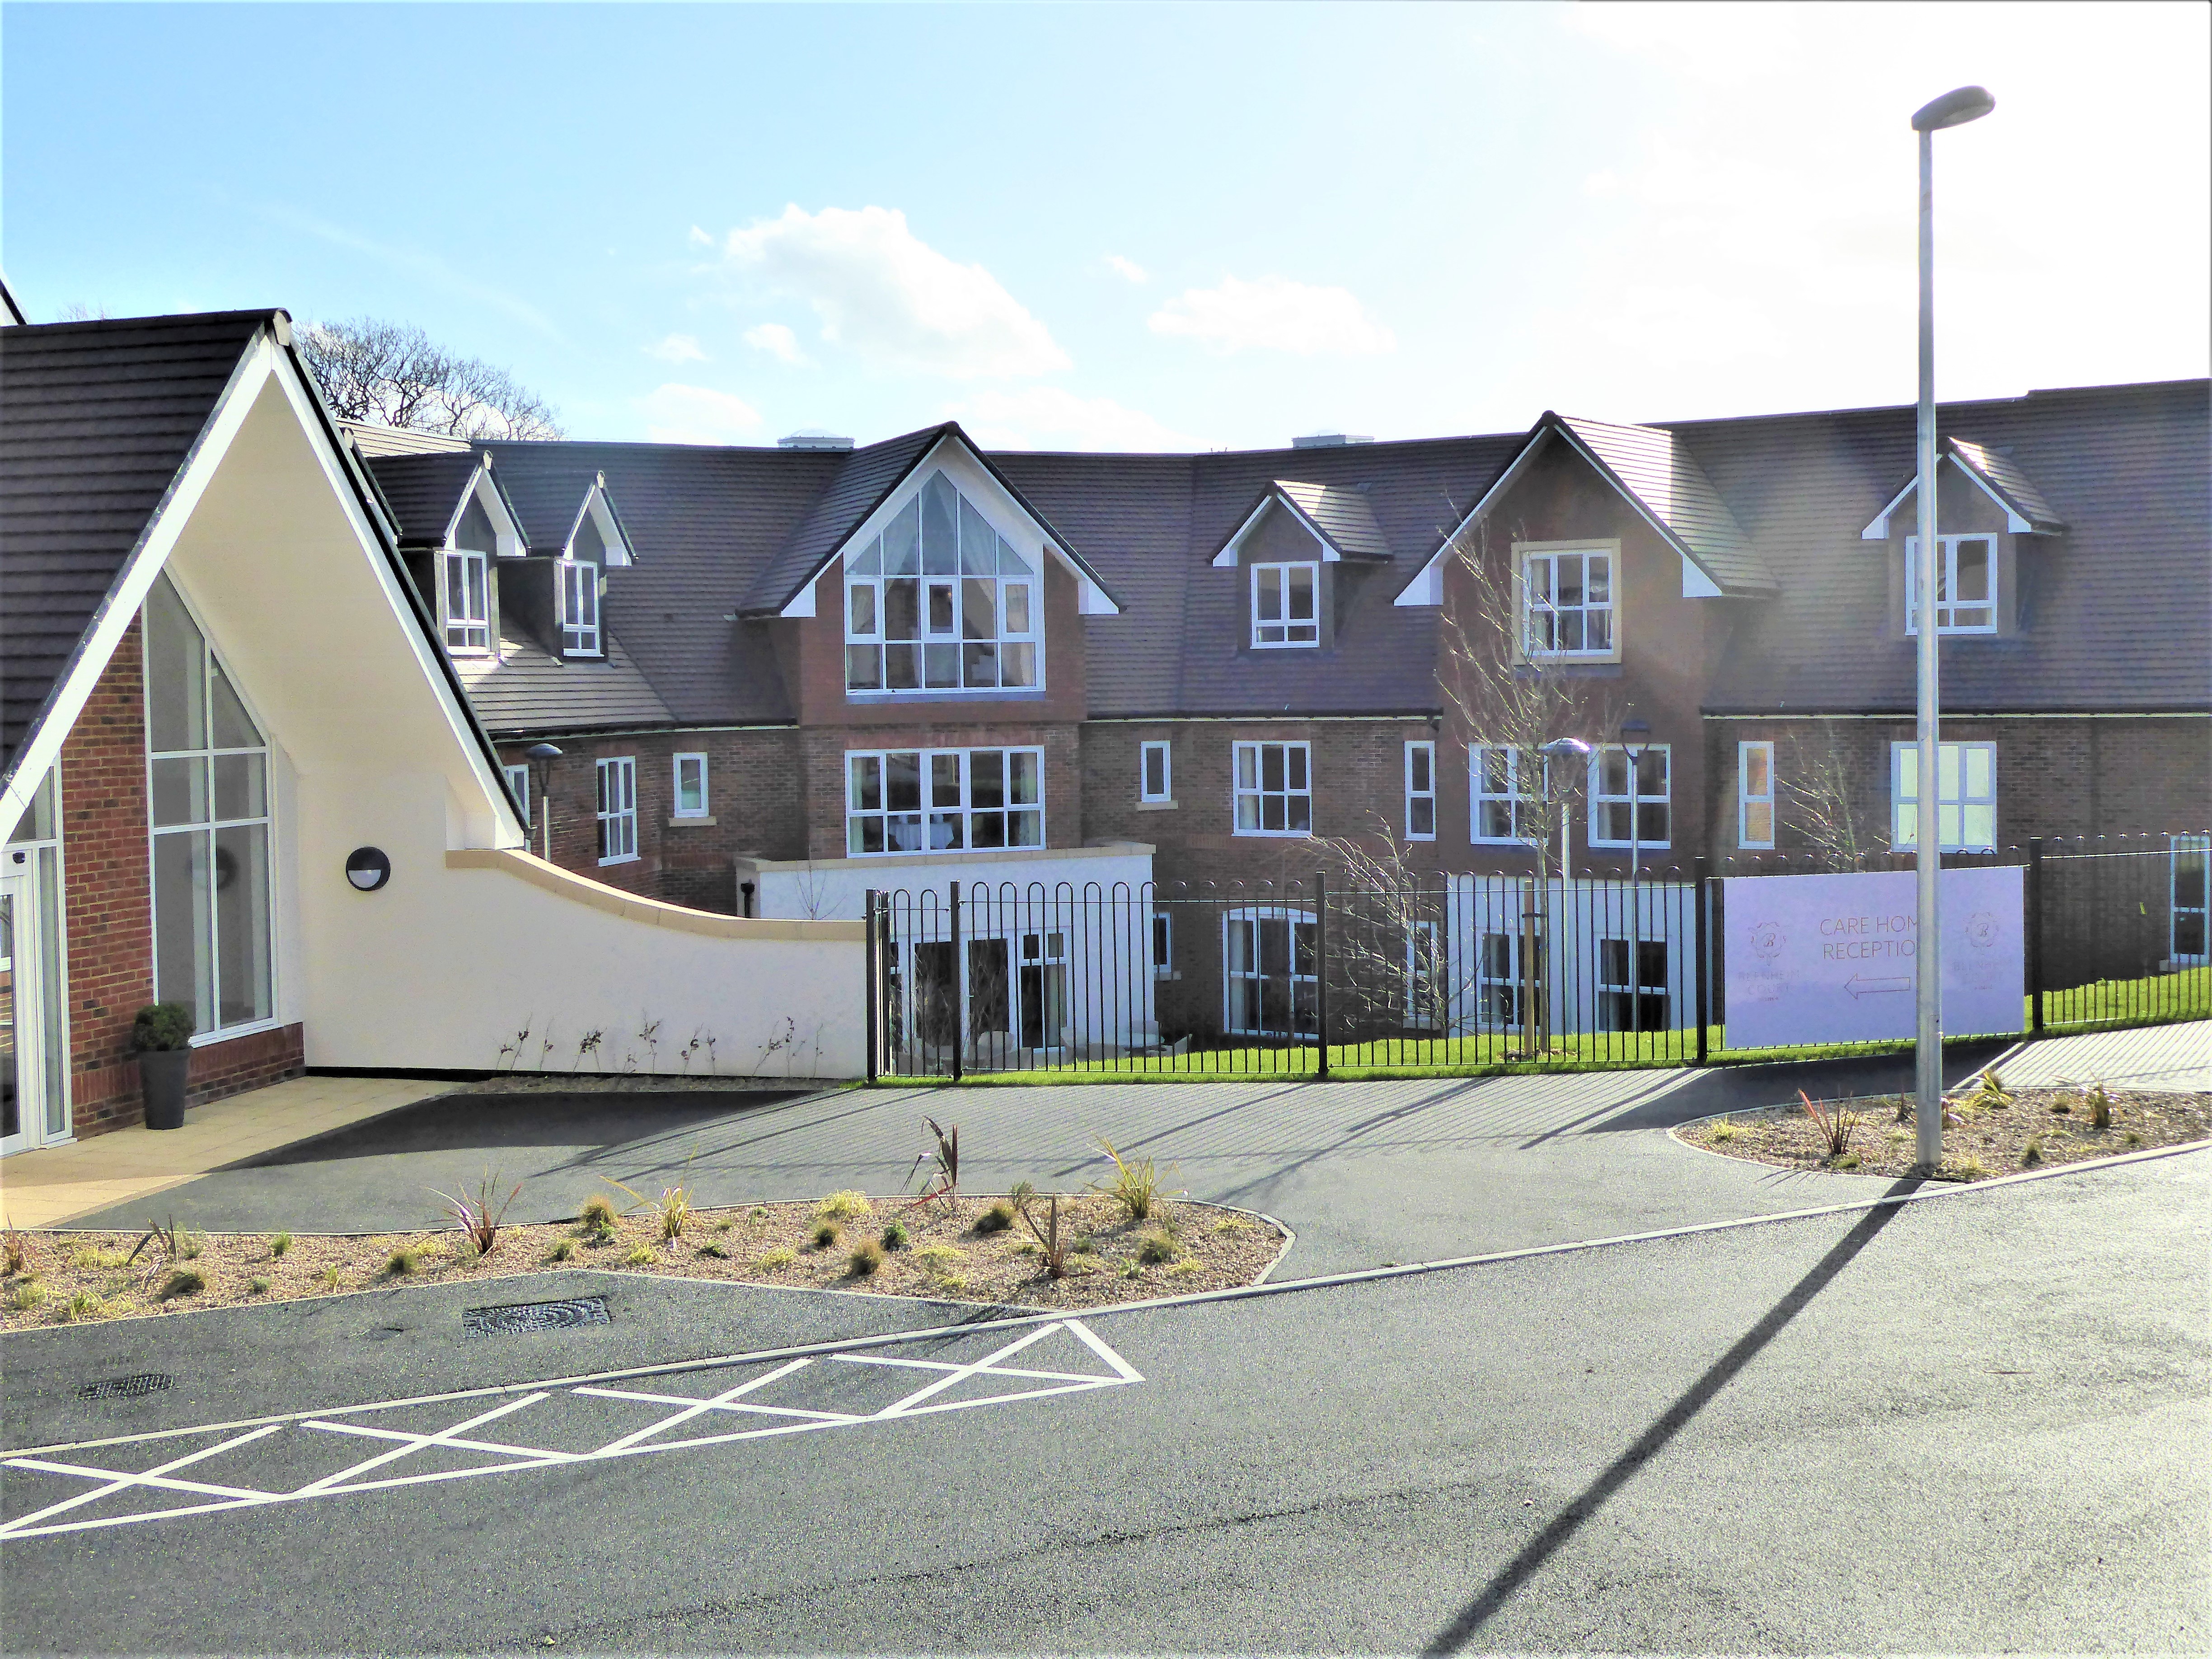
[1846,974,1912,998]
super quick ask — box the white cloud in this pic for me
[943,387,1199,453]
[1105,253,1149,285]
[1148,275,1396,357]
[741,322,809,366]
[644,333,707,364]
[688,225,715,248]
[637,383,764,445]
[717,204,1070,379]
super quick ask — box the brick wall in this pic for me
[71,1024,306,1136]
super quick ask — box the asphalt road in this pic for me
[5,1148,2203,1654]
[63,1045,2016,1279]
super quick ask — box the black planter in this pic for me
[138,1049,191,1131]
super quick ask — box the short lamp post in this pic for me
[525,742,562,862]
[1910,83,1996,1171]
[1618,715,1652,1038]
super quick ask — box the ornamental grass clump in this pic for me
[2088,1083,2114,1130]
[578,1195,619,1231]
[431,1168,521,1258]
[973,1199,1015,1235]
[1009,1182,1071,1278]
[1799,1090,1865,1162]
[811,1221,840,1250]
[846,1239,884,1277]
[817,1190,872,1222]
[880,1220,909,1251]
[1092,1136,1179,1222]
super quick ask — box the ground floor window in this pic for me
[1598,937,1669,1032]
[1406,920,1441,1030]
[1476,929,1540,1031]
[1224,908,1317,1036]
[674,753,709,818]
[1890,740,1995,852]
[1152,910,1173,979]
[4,766,68,1148]
[2174,835,2210,966]
[596,757,638,863]
[846,747,1044,855]
[1405,741,1436,841]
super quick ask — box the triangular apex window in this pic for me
[845,471,1041,694]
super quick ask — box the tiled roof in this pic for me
[1947,437,2064,532]
[1559,415,1776,592]
[0,311,271,773]
[364,451,487,549]
[456,628,673,736]
[740,425,948,614]
[1274,480,1392,561]
[342,421,471,459]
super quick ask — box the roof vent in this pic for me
[1291,432,1373,449]
[779,429,854,451]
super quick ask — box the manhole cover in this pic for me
[462,1296,611,1337]
[78,1373,173,1401]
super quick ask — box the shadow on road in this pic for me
[1422,1175,1928,1654]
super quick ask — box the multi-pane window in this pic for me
[1151,910,1173,979]
[1405,740,1436,840]
[145,572,273,1038]
[502,763,530,824]
[560,559,600,655]
[1891,741,1996,852]
[1406,920,1441,1029]
[1476,930,1538,1030]
[596,757,637,863]
[1233,741,1312,836]
[1591,745,1670,848]
[1599,938,1669,1032]
[673,753,709,818]
[1224,909,1317,1036]
[845,748,1044,855]
[1251,562,1320,647]
[1905,534,1998,634]
[1739,740,1776,849]
[1522,548,1614,657]
[844,472,1040,694]
[1140,740,1172,803]
[1471,745,1538,843]
[442,550,490,654]
[2172,835,2209,966]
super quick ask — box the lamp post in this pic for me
[1618,716,1652,1040]
[525,742,562,862]
[1910,84,1995,1171]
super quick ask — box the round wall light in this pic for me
[345,847,392,892]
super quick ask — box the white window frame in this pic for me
[1891,741,1996,853]
[2171,834,2210,968]
[1251,562,1320,648]
[673,752,709,819]
[1222,907,1318,1037]
[560,558,601,656]
[1406,919,1441,1030]
[1590,744,1671,851]
[1904,534,1999,636]
[1404,740,1437,842]
[1232,740,1312,838]
[1519,545,1616,660]
[844,747,1045,856]
[1738,740,1776,850]
[502,763,530,824]
[441,548,491,655]
[1140,740,1173,804]
[1597,936,1671,1033]
[1471,745,1540,845]
[596,756,638,864]
[1151,909,1174,979]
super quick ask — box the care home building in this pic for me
[0,310,860,1158]
[344,375,2209,1050]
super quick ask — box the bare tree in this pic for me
[1779,722,1884,870]
[296,317,563,440]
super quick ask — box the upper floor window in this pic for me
[1522,548,1613,657]
[502,763,530,824]
[1738,740,1776,849]
[1472,745,1539,844]
[846,747,1043,855]
[1904,534,1997,634]
[1252,562,1320,647]
[596,757,637,863]
[1405,740,1436,840]
[1892,741,1994,852]
[673,753,709,819]
[560,559,600,656]
[1233,740,1311,836]
[1140,740,1173,803]
[844,472,1040,695]
[441,550,490,654]
[1591,744,1669,849]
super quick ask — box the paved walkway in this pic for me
[1994,1018,2208,1092]
[0,1076,456,1229]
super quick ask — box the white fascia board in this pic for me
[1861,453,2031,539]
[447,461,527,558]
[1211,492,1337,567]
[1392,428,1553,607]
[263,351,527,850]
[568,480,635,567]
[1681,555,1723,599]
[0,331,275,844]
[780,431,1120,618]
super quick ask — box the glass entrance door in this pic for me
[0,877,45,1158]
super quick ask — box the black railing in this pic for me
[862,832,2210,1080]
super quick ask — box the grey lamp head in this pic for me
[525,742,562,760]
[1912,85,1995,132]
[1541,737,1593,759]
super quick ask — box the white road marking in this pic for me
[0,1424,284,1535]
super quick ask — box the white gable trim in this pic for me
[443,459,527,558]
[1681,555,1723,599]
[1210,492,1338,567]
[781,432,1122,618]
[1861,452,2033,539]
[564,478,636,567]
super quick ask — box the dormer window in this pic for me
[559,558,600,655]
[1522,548,1614,657]
[1252,562,1319,647]
[1905,534,1997,634]
[844,471,1040,694]
[441,550,490,653]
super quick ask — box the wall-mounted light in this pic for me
[345,847,392,892]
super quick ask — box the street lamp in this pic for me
[1910,84,1995,1171]
[1618,716,1652,1041]
[525,742,562,862]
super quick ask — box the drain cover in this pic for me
[78,1373,173,1401]
[462,1296,611,1337]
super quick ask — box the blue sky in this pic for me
[5,2,2207,451]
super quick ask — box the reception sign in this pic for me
[1723,866,2023,1048]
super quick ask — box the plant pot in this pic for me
[138,1049,191,1131]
